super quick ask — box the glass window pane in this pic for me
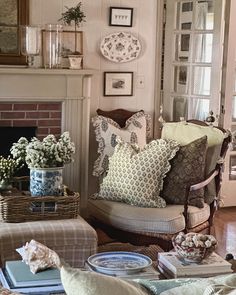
[229,155,236,180]
[173,97,188,121]
[191,98,210,120]
[195,1,214,30]
[193,66,211,95]
[231,126,236,151]
[232,96,236,122]
[174,65,189,94]
[176,1,193,30]
[0,0,17,26]
[234,75,236,92]
[194,34,213,63]
[175,34,190,61]
[0,26,18,54]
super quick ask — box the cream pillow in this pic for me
[92,111,151,177]
[95,137,179,208]
[60,266,148,295]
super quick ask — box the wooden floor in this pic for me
[214,206,236,259]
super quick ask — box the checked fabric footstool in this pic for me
[0,216,97,268]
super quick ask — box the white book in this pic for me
[158,263,232,279]
[158,252,232,276]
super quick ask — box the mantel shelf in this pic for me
[0,67,96,76]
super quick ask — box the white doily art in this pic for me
[100,32,141,63]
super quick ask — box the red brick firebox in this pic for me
[0,102,62,139]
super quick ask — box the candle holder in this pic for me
[20,25,41,67]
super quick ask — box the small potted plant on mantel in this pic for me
[59,2,86,69]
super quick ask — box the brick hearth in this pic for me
[0,102,61,139]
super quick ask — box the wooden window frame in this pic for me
[0,0,29,65]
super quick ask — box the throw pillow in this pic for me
[60,266,148,295]
[161,136,207,208]
[92,111,151,177]
[95,137,179,208]
[161,121,225,204]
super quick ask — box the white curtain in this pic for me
[192,2,210,120]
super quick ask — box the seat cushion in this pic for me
[88,200,210,235]
[94,138,179,208]
[161,122,225,204]
[92,111,151,177]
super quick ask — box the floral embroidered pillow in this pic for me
[161,136,207,208]
[92,111,151,177]
[94,137,179,208]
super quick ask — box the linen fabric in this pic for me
[138,273,236,295]
[94,137,179,208]
[92,111,151,177]
[60,266,148,295]
[161,136,207,208]
[161,121,225,204]
[0,217,97,268]
[88,199,210,234]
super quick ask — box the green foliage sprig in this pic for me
[59,2,86,27]
[59,2,86,54]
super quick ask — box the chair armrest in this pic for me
[189,169,219,191]
[183,168,220,231]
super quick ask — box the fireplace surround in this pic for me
[0,68,94,215]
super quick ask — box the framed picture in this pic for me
[61,31,83,57]
[109,7,133,27]
[104,72,133,96]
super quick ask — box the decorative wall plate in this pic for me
[87,251,152,275]
[100,32,141,63]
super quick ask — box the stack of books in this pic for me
[158,252,233,279]
[0,260,64,294]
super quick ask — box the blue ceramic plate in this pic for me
[87,251,152,275]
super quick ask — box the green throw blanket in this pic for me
[137,274,236,295]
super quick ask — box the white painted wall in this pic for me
[30,0,157,114]
[29,0,158,197]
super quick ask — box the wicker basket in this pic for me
[0,189,80,223]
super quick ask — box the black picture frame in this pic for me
[104,72,133,96]
[109,7,133,27]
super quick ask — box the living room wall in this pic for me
[30,0,158,116]
[29,0,159,197]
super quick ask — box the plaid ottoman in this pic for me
[0,216,97,268]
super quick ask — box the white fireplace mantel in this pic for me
[0,67,96,214]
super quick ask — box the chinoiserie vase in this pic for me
[0,179,12,191]
[30,167,63,197]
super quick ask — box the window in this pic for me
[0,0,29,65]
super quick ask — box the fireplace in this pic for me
[0,68,94,215]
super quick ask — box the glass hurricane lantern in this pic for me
[20,25,41,67]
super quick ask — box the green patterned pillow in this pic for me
[95,137,179,208]
[161,136,207,208]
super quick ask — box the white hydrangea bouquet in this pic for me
[0,156,22,185]
[10,132,75,168]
